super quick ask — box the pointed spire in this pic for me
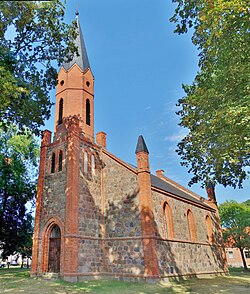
[62,12,90,71]
[135,135,149,154]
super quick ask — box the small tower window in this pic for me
[58,150,63,172]
[84,151,88,173]
[86,99,90,126]
[91,154,95,175]
[86,81,90,87]
[58,98,63,125]
[51,153,56,173]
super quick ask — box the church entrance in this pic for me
[48,225,61,272]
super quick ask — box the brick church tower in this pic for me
[31,13,100,280]
[31,13,227,282]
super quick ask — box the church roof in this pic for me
[62,12,90,71]
[150,174,212,209]
[135,135,149,154]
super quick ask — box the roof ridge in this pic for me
[159,175,205,201]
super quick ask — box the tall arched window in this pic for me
[187,209,197,241]
[58,150,63,172]
[84,151,88,173]
[163,202,174,239]
[58,98,63,125]
[51,153,56,173]
[206,215,214,244]
[91,154,95,175]
[86,99,90,126]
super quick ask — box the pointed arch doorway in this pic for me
[48,225,61,272]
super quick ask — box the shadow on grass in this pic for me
[1,268,249,294]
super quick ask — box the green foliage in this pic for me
[171,0,250,188]
[243,199,250,207]
[219,200,250,249]
[0,125,39,258]
[0,1,77,135]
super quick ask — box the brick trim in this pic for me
[31,130,51,274]
[64,117,80,274]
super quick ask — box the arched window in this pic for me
[86,99,90,126]
[206,215,214,244]
[58,150,63,172]
[163,202,174,239]
[58,98,63,125]
[187,209,197,241]
[51,153,55,173]
[91,154,95,175]
[84,151,88,173]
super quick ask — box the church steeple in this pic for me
[62,12,90,72]
[55,12,94,142]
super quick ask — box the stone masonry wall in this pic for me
[40,143,67,230]
[152,190,225,275]
[102,153,144,275]
[156,240,225,275]
[78,142,103,273]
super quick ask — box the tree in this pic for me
[0,1,77,135]
[18,213,33,268]
[219,200,250,270]
[0,125,39,258]
[170,0,250,188]
[243,199,250,207]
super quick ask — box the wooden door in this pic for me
[48,237,61,272]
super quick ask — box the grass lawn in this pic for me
[0,268,249,293]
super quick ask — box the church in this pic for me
[31,13,227,282]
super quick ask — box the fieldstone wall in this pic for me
[103,153,140,237]
[78,142,103,273]
[151,190,225,275]
[152,190,216,242]
[40,143,67,230]
[78,239,103,273]
[102,153,144,275]
[78,142,102,238]
[156,240,225,275]
[105,239,144,275]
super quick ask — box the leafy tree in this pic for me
[171,0,250,188]
[243,199,250,207]
[18,213,33,268]
[0,0,77,135]
[0,125,39,259]
[219,200,250,270]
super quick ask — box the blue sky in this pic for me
[45,0,249,204]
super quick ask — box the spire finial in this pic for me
[62,10,90,71]
[135,135,149,154]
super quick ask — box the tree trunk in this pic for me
[239,247,248,271]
